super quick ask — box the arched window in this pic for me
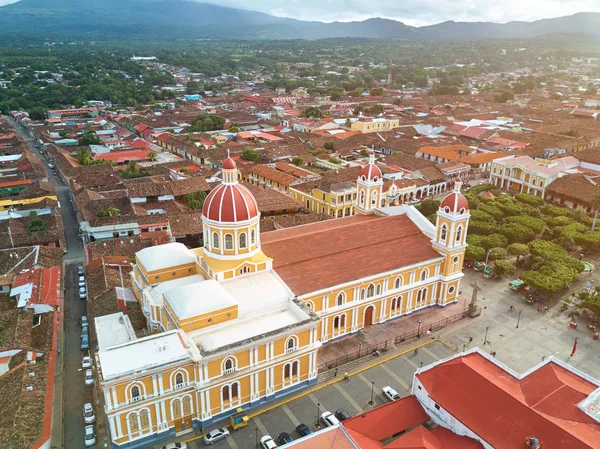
[391,297,397,312]
[175,372,184,388]
[140,410,150,430]
[367,284,375,297]
[284,364,291,379]
[337,293,345,306]
[212,232,220,249]
[306,301,314,311]
[129,413,139,432]
[417,289,423,303]
[292,361,299,376]
[183,396,192,415]
[421,269,429,281]
[224,358,235,373]
[224,234,233,250]
[394,277,402,289]
[286,336,297,352]
[172,399,182,418]
[222,385,230,402]
[456,226,463,243]
[239,232,247,248]
[376,284,381,295]
[371,191,377,206]
[440,225,447,243]
[231,382,239,399]
[131,385,141,401]
[360,289,366,300]
[251,229,256,245]
[360,191,365,205]
[340,314,346,328]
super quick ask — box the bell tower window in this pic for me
[225,234,233,250]
[212,232,220,249]
[440,225,447,244]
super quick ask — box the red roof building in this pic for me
[413,349,600,449]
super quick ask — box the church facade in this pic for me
[94,155,470,449]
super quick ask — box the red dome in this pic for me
[359,163,382,181]
[440,193,469,213]
[202,183,259,222]
[222,157,237,170]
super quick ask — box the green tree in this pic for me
[493,259,516,276]
[507,215,545,234]
[498,223,535,244]
[119,161,149,179]
[494,90,514,103]
[147,151,157,162]
[507,243,530,264]
[580,295,600,316]
[465,245,486,262]
[184,190,207,210]
[291,156,304,166]
[369,87,384,96]
[483,233,508,250]
[78,132,102,146]
[240,146,260,162]
[591,190,600,231]
[417,199,441,217]
[188,115,225,132]
[344,118,352,128]
[369,104,384,115]
[349,88,363,97]
[303,106,323,118]
[324,141,335,151]
[27,218,46,232]
[489,247,507,260]
[229,122,240,133]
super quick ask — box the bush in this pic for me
[240,146,260,162]
[291,156,304,166]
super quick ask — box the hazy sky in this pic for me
[203,0,600,26]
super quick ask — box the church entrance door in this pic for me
[363,305,374,328]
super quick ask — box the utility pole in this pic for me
[516,310,522,328]
[369,381,375,405]
[387,54,393,86]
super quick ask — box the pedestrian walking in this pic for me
[333,368,338,377]
[468,336,473,343]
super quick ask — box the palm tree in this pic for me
[591,190,600,231]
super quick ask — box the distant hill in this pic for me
[0,0,599,41]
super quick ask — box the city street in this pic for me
[6,117,88,449]
[187,341,456,449]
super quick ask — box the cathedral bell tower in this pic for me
[355,150,384,215]
[433,178,470,305]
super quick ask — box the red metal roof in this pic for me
[343,395,429,441]
[40,267,61,306]
[0,179,32,188]
[416,353,600,449]
[202,183,259,223]
[440,192,469,213]
[94,149,151,163]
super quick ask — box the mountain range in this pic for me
[1,0,600,41]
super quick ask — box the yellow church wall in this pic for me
[175,304,239,332]
[138,261,197,285]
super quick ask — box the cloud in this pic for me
[202,0,600,26]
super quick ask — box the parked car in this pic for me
[81,334,89,350]
[47,163,55,169]
[81,327,88,340]
[79,286,87,300]
[161,443,187,449]
[82,355,91,369]
[83,403,95,424]
[320,411,340,427]
[84,425,96,447]
[260,435,278,449]
[296,423,312,437]
[382,386,400,402]
[78,264,85,276]
[84,369,94,385]
[81,315,88,327]
[335,409,351,421]
[78,275,86,287]
[203,428,230,445]
[278,432,293,445]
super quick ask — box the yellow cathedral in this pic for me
[93,155,470,449]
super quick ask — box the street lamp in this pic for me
[516,310,522,328]
[358,343,362,359]
[485,249,493,267]
[462,344,466,352]
[369,381,375,405]
[315,402,321,427]
[417,320,422,337]
[255,428,259,449]
[483,326,489,345]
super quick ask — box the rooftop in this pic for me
[137,242,195,273]
[164,279,236,320]
[95,312,138,351]
[97,327,192,381]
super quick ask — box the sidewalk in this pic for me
[318,299,465,370]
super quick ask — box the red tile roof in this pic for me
[40,267,61,306]
[416,352,600,449]
[262,214,443,296]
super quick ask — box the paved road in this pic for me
[186,341,456,449]
[7,117,89,449]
